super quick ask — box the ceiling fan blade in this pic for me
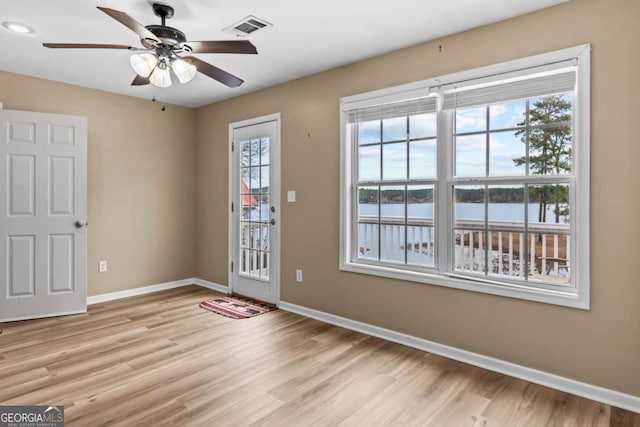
[131,75,150,86]
[97,6,158,42]
[43,43,137,50]
[183,56,244,88]
[184,40,257,55]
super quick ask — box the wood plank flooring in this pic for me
[0,285,638,426]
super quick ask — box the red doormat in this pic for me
[199,296,275,319]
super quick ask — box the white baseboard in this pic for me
[87,277,228,305]
[191,278,230,294]
[279,301,640,414]
[87,279,196,305]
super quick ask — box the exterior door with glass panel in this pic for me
[0,109,87,322]
[230,116,279,304]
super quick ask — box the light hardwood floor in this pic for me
[0,285,638,426]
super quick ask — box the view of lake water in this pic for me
[359,202,568,223]
[353,202,570,265]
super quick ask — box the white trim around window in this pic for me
[339,45,590,309]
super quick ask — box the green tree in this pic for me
[514,95,572,223]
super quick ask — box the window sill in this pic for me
[339,261,589,310]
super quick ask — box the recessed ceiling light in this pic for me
[2,22,35,34]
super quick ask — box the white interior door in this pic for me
[229,114,280,304]
[0,109,87,322]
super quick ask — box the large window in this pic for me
[352,99,438,268]
[340,45,590,308]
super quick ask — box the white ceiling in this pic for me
[1,0,568,108]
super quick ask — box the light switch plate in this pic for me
[287,191,296,202]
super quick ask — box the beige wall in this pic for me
[195,0,640,397]
[0,72,197,296]
[2,0,637,399]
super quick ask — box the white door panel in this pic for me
[49,156,75,215]
[7,235,35,296]
[1,109,87,322]
[49,234,75,293]
[229,115,280,304]
[8,154,36,215]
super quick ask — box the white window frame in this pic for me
[339,45,590,309]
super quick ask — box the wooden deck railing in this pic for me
[357,216,570,284]
[240,222,270,278]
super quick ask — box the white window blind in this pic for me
[442,67,576,110]
[347,96,437,123]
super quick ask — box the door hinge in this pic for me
[231,262,234,273]
[231,142,234,152]
[231,202,234,212]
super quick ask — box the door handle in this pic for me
[270,218,276,226]
[75,220,88,229]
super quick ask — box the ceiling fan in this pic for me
[43,3,257,88]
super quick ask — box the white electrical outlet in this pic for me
[296,269,303,283]
[99,260,108,273]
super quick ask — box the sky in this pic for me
[357,95,572,180]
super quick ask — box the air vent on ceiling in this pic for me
[224,15,272,37]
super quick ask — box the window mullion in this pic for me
[437,109,452,274]
[378,120,383,261]
[351,123,360,263]
[523,100,531,280]
[524,184,530,280]
[484,106,490,276]
[404,117,409,265]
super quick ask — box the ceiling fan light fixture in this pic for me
[172,58,197,84]
[150,66,172,88]
[130,53,157,78]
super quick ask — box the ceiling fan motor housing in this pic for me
[145,25,187,45]
[143,4,188,50]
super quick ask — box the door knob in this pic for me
[270,218,276,226]
[75,220,87,228]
